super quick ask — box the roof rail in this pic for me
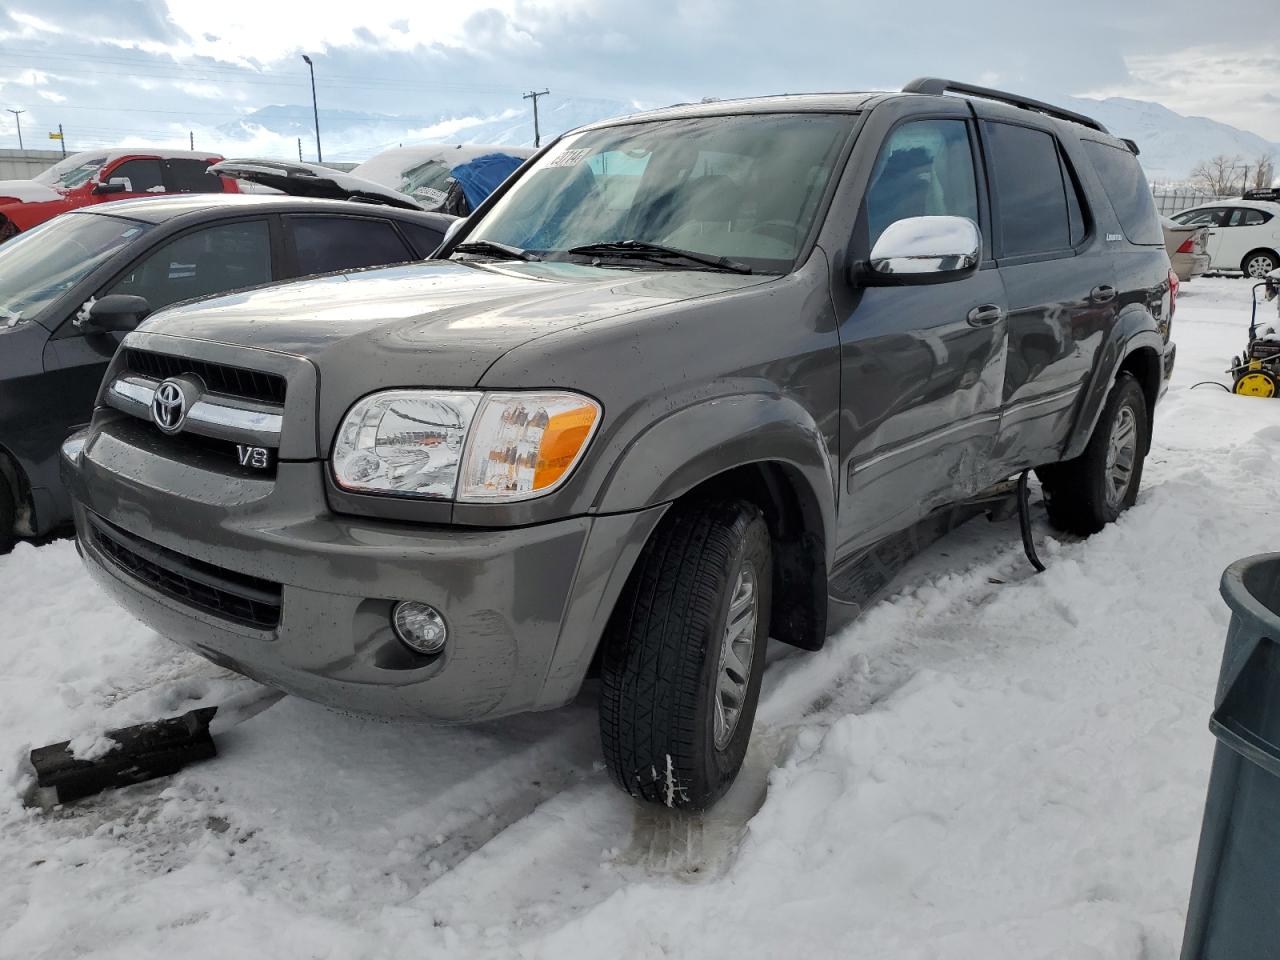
[902,77,1109,134]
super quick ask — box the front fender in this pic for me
[1063,303,1165,461]
[595,393,838,566]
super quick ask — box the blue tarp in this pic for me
[448,153,526,210]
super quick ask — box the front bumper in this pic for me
[62,425,664,722]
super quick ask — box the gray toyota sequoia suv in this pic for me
[63,79,1175,809]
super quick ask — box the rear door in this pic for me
[162,158,231,195]
[281,214,419,277]
[976,111,1112,472]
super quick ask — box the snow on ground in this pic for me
[2,278,1279,959]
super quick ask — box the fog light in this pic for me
[391,601,448,655]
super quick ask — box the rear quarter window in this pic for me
[1082,140,1163,246]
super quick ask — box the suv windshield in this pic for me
[463,112,855,274]
[33,153,109,189]
[0,213,150,323]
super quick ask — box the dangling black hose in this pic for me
[1017,469,1046,573]
[1190,381,1231,391]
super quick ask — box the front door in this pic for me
[835,114,1007,554]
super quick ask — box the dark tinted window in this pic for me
[108,158,164,193]
[865,118,979,247]
[399,221,445,257]
[288,216,416,274]
[165,158,225,194]
[106,219,271,310]
[1081,140,1163,245]
[985,122,1074,257]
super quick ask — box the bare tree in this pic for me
[1251,153,1275,190]
[1191,154,1244,196]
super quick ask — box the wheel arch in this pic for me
[1062,304,1166,461]
[0,442,33,536]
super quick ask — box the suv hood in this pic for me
[0,179,62,203]
[209,159,421,210]
[137,259,771,447]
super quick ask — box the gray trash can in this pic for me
[1181,552,1280,960]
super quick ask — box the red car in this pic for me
[0,149,238,242]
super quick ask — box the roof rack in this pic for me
[902,77,1109,134]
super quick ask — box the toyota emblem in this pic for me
[151,379,189,434]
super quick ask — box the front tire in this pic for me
[0,480,15,555]
[1040,372,1149,535]
[599,499,771,810]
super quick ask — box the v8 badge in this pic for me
[236,445,272,470]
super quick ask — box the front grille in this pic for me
[89,514,281,629]
[124,348,287,405]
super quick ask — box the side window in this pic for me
[164,159,225,194]
[398,221,445,257]
[1079,139,1162,245]
[107,159,165,193]
[105,219,271,311]
[865,118,979,247]
[288,216,416,275]
[1233,208,1270,227]
[1175,208,1228,227]
[984,122,1077,257]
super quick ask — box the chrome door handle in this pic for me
[1091,284,1117,304]
[966,304,1004,327]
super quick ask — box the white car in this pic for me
[1171,199,1280,278]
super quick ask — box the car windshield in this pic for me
[394,160,455,204]
[33,153,109,189]
[0,213,151,322]
[462,112,855,274]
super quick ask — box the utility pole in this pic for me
[189,130,194,151]
[6,109,25,150]
[523,89,550,147]
[297,137,303,162]
[302,55,322,162]
[54,123,65,156]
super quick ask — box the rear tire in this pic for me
[0,480,15,555]
[0,217,16,243]
[1243,249,1279,279]
[1040,372,1149,536]
[599,498,771,810]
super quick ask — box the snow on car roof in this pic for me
[351,144,533,182]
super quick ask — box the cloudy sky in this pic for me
[0,0,1277,161]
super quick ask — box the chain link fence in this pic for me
[1152,188,1232,217]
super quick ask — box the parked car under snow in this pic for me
[212,145,534,218]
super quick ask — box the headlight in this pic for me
[332,389,600,502]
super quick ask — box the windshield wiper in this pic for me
[452,240,541,262]
[565,240,752,274]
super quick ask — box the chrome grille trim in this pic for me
[107,375,284,447]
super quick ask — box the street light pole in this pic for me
[6,109,25,150]
[302,55,321,163]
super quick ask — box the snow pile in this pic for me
[1,278,1278,958]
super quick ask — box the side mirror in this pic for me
[78,294,151,333]
[861,216,981,285]
[93,178,130,195]
[441,217,466,248]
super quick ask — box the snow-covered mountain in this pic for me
[1064,96,1280,182]
[214,94,1278,182]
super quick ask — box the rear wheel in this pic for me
[0,218,16,243]
[1234,369,1279,398]
[1243,249,1279,279]
[599,498,771,810]
[1040,372,1149,535]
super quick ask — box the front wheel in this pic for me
[599,499,771,810]
[1234,368,1278,398]
[1040,372,1149,535]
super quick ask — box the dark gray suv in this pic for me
[63,79,1175,809]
